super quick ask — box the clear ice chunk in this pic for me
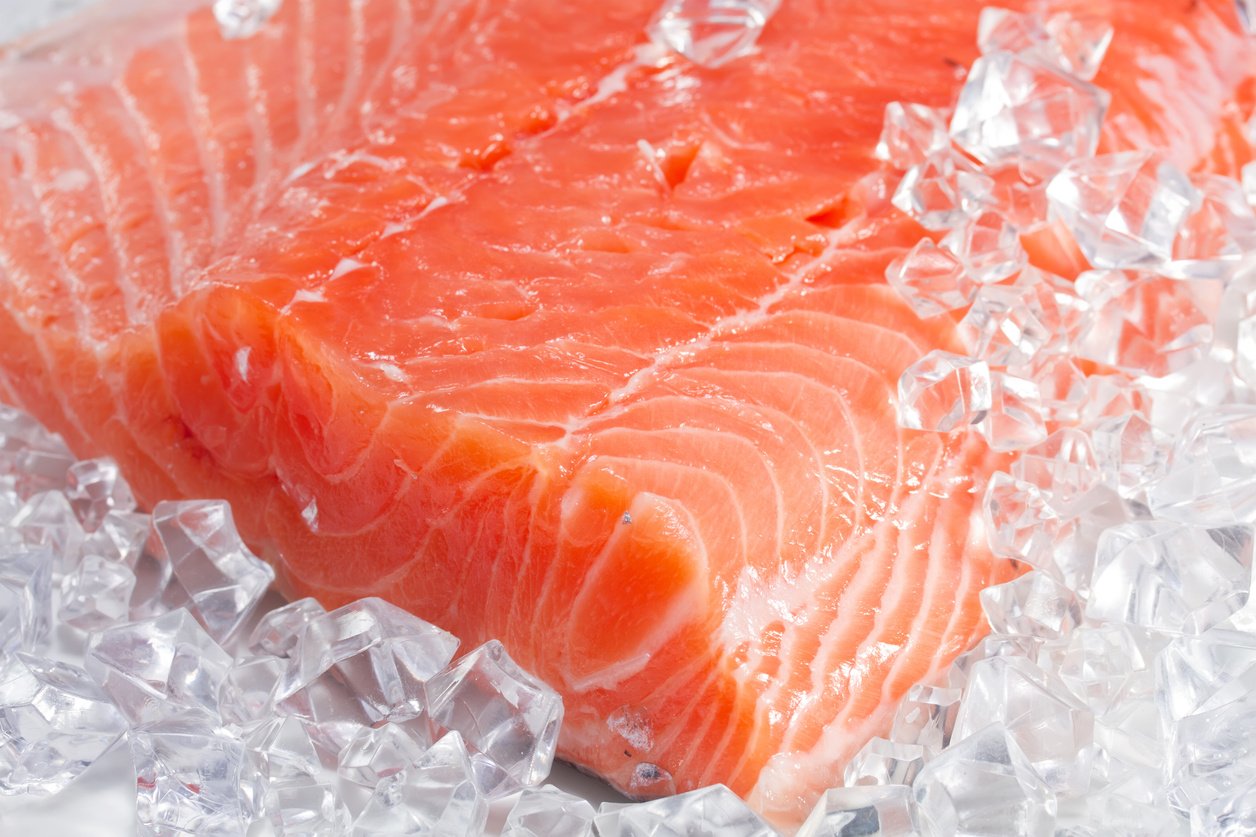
[797,785,917,837]
[337,715,429,788]
[875,102,951,170]
[1163,173,1256,280]
[151,500,275,644]
[891,153,993,231]
[212,0,283,40]
[85,608,233,726]
[1167,691,1256,813]
[81,510,150,570]
[980,571,1081,639]
[950,51,1108,175]
[912,723,1056,837]
[240,714,325,812]
[353,731,487,837]
[11,491,84,572]
[0,547,52,660]
[891,684,962,754]
[218,654,285,726]
[884,238,978,319]
[59,553,137,631]
[977,8,1113,81]
[1155,622,1256,727]
[64,457,136,532]
[1047,152,1200,268]
[1091,412,1170,501]
[646,0,779,68]
[1058,624,1150,717]
[1087,521,1253,634]
[130,715,248,836]
[248,597,326,658]
[941,208,1027,284]
[0,652,127,795]
[424,639,563,794]
[1011,429,1099,517]
[959,284,1054,368]
[277,597,458,734]
[1192,781,1256,837]
[264,776,351,836]
[843,737,927,787]
[979,372,1048,452]
[596,784,776,836]
[501,785,597,837]
[1148,406,1256,526]
[896,351,992,432]
[982,472,1061,567]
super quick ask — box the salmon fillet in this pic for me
[0,0,1252,824]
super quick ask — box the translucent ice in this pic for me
[979,372,1048,452]
[1164,173,1256,280]
[130,715,248,836]
[1058,624,1150,717]
[151,500,275,644]
[1091,412,1170,501]
[239,714,325,812]
[213,0,283,40]
[941,208,1027,284]
[1047,152,1200,268]
[797,785,917,837]
[912,723,1056,837]
[0,548,52,659]
[63,457,136,532]
[891,684,962,754]
[10,491,84,571]
[353,731,487,837]
[218,654,286,726]
[647,0,779,68]
[981,571,1081,639]
[0,653,127,795]
[884,238,978,319]
[85,608,233,726]
[977,9,1113,81]
[896,351,992,432]
[337,715,429,788]
[1193,781,1256,836]
[597,784,776,836]
[501,785,596,837]
[843,737,927,787]
[891,153,993,231]
[875,102,951,170]
[959,284,1054,368]
[1148,406,1256,526]
[58,553,137,631]
[263,777,351,836]
[247,597,326,658]
[424,639,563,794]
[950,51,1108,175]
[1011,429,1100,517]
[1155,622,1256,726]
[1167,691,1256,814]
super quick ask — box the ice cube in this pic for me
[646,0,779,68]
[941,208,1027,284]
[891,153,993,231]
[64,457,136,532]
[264,776,351,836]
[981,571,1081,639]
[1087,521,1253,634]
[896,351,992,432]
[797,785,917,837]
[277,597,458,727]
[85,608,233,726]
[977,8,1112,81]
[959,284,1054,368]
[981,472,1062,567]
[950,52,1108,175]
[212,0,283,39]
[843,737,927,787]
[1148,406,1256,526]
[239,714,326,812]
[1163,174,1256,280]
[884,238,978,319]
[1167,691,1256,813]
[596,784,776,836]
[1047,152,1200,268]
[129,715,249,836]
[151,500,275,644]
[11,491,84,571]
[1192,781,1256,836]
[337,715,430,788]
[353,731,487,836]
[218,654,286,726]
[81,510,150,569]
[0,653,127,795]
[979,372,1049,452]
[59,553,137,631]
[1155,623,1256,727]
[424,639,563,793]
[875,102,951,170]
[891,684,962,754]
[0,548,52,660]
[1091,412,1170,501]
[1012,429,1100,516]
[1058,624,1150,716]
[501,785,597,837]
[247,597,326,658]
[912,724,1056,837]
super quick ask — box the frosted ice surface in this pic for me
[353,731,487,837]
[213,0,283,40]
[0,548,52,660]
[1047,152,1200,268]
[63,458,135,533]
[597,784,777,837]
[913,723,1055,837]
[501,785,596,837]
[981,571,1081,639]
[950,52,1108,175]
[277,597,458,728]
[151,500,275,644]
[1087,521,1253,634]
[796,785,918,837]
[891,684,962,754]
[59,553,137,631]
[424,639,563,794]
[884,238,978,319]
[843,737,927,787]
[85,608,233,726]
[875,102,951,170]
[248,597,326,658]
[130,715,248,836]
[896,351,992,432]
[0,653,127,795]
[647,0,780,68]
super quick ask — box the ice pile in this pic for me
[880,5,1256,836]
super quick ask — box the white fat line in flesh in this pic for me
[179,25,229,249]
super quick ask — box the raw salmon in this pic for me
[0,0,1252,825]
